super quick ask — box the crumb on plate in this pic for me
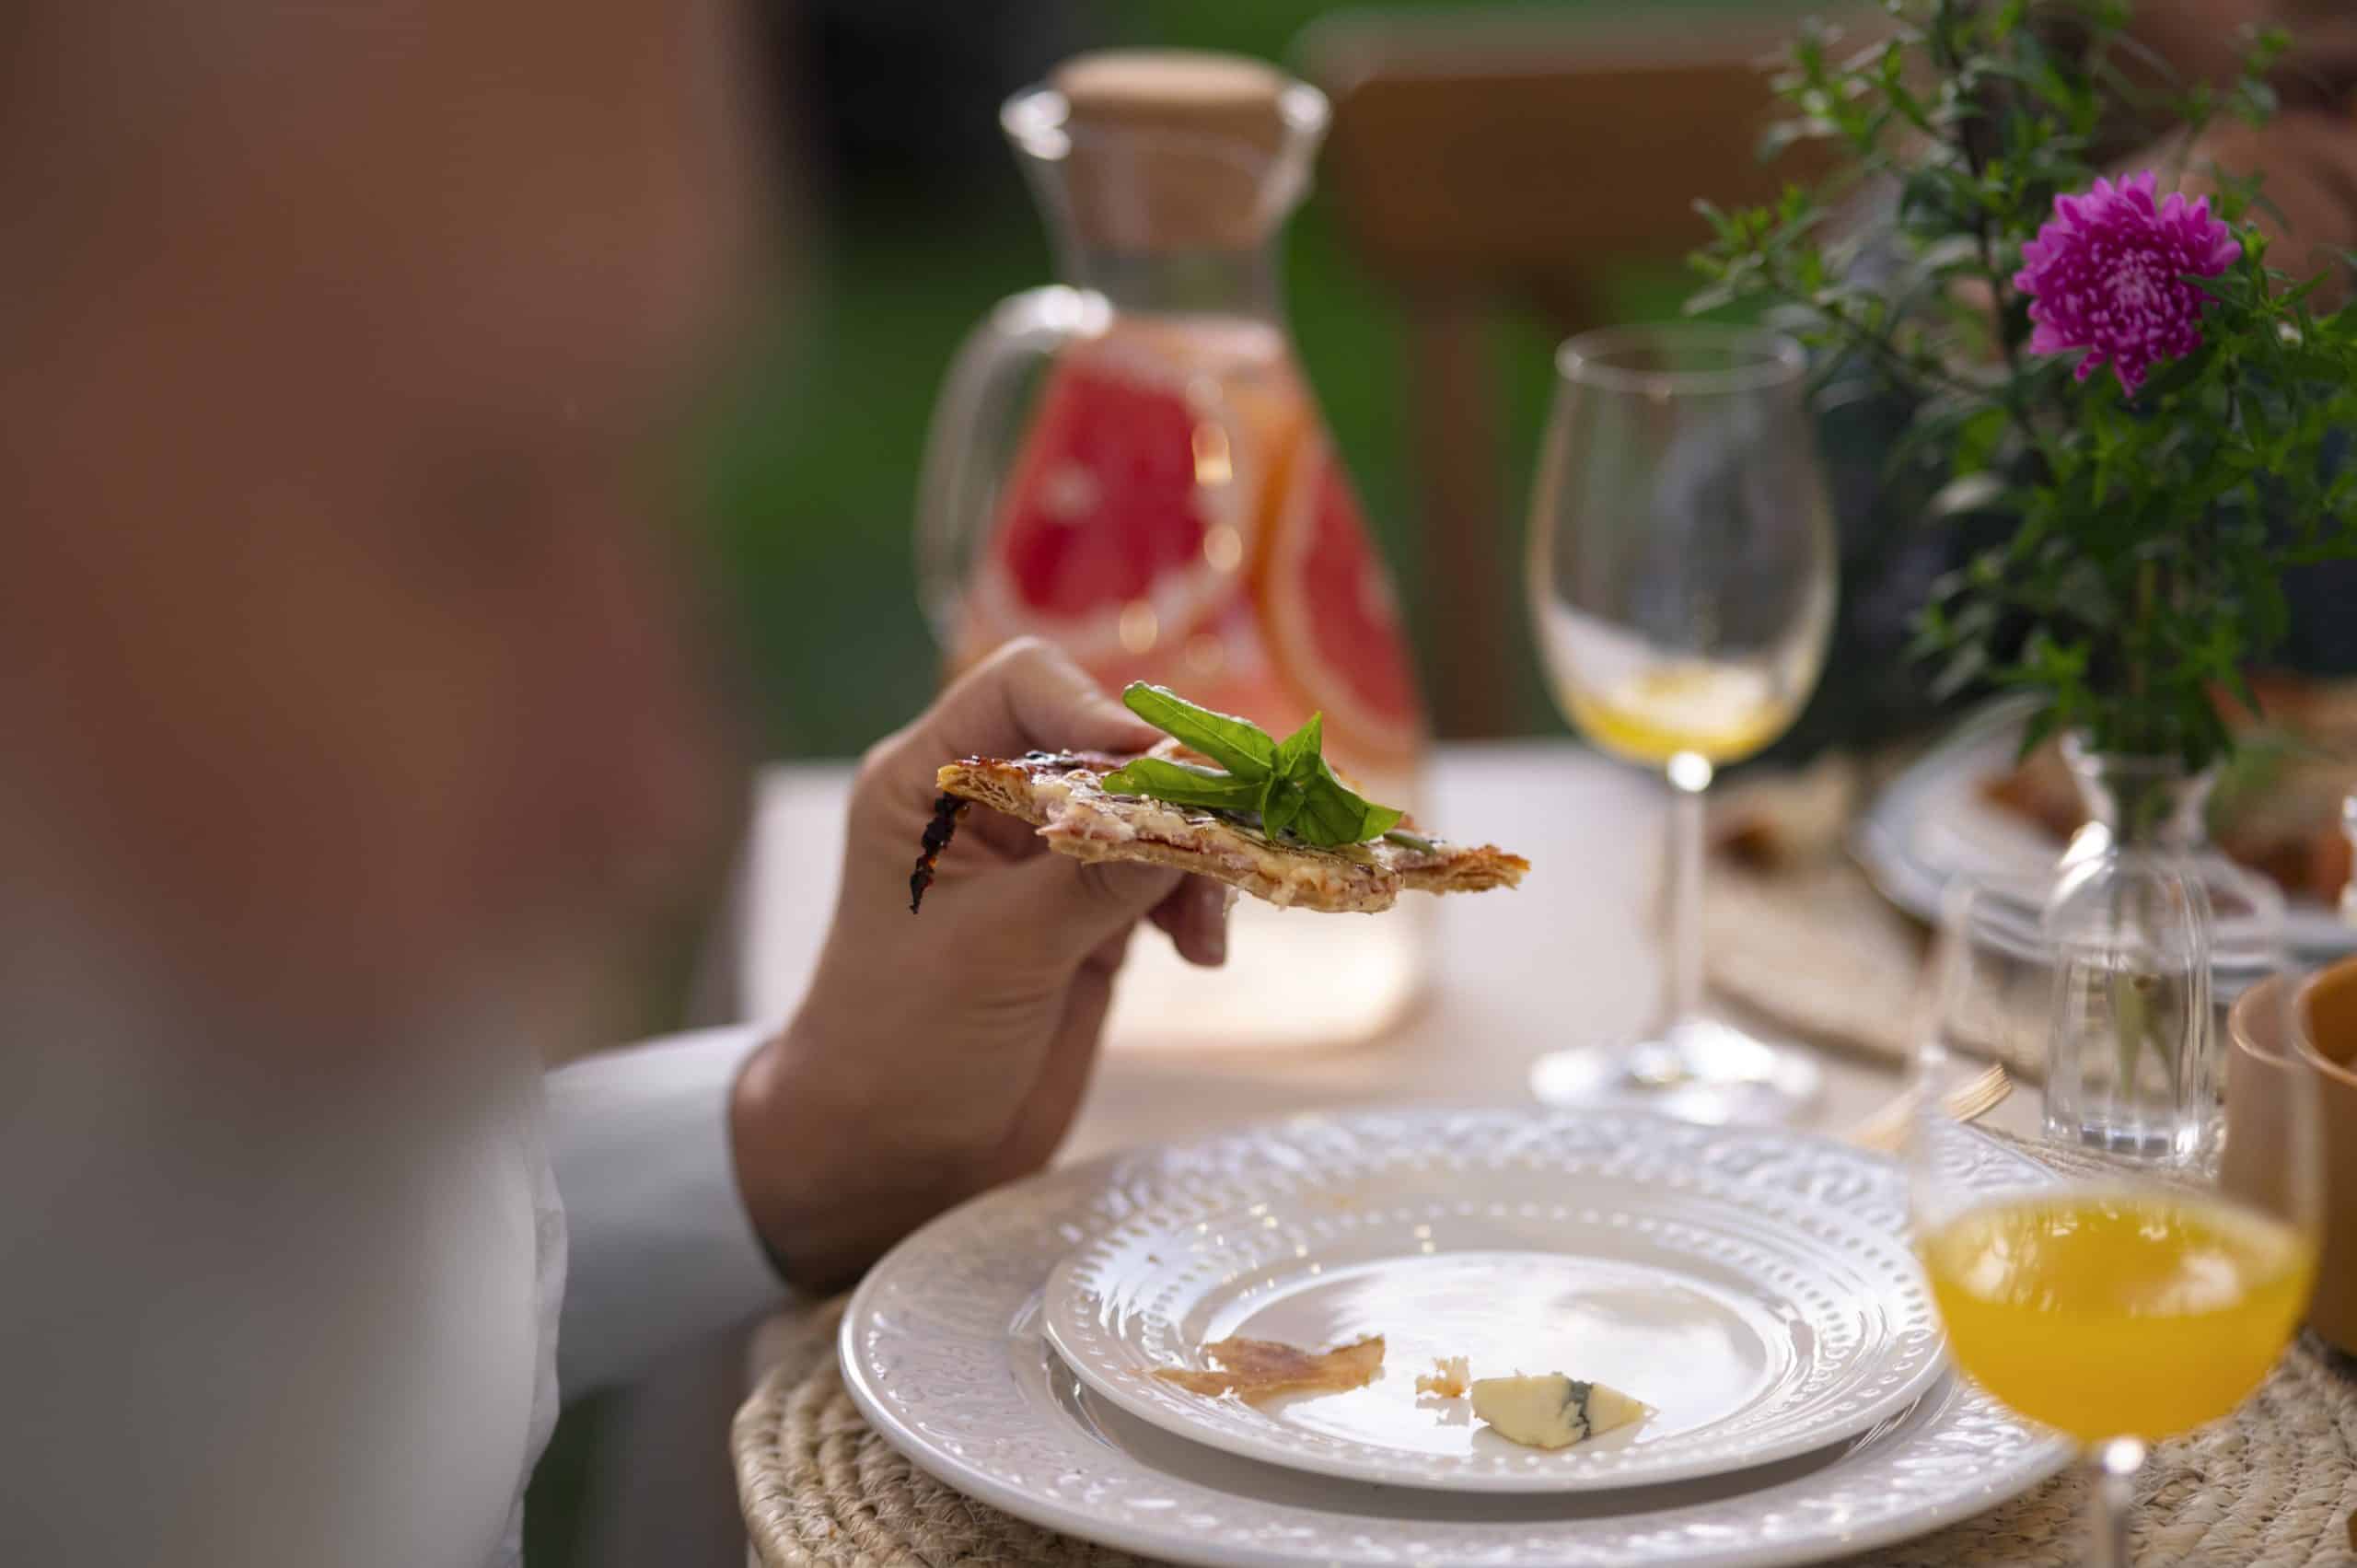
[1415,1355,1470,1399]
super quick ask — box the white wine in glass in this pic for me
[1527,326,1836,1122]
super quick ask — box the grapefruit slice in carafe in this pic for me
[1260,439,1427,763]
[968,343,1248,668]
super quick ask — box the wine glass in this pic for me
[1911,877,2324,1567]
[1525,325,1836,1121]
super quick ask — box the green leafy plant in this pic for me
[1689,0,2357,773]
[1103,684,1404,847]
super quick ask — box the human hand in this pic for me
[728,639,1229,1291]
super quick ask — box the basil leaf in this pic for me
[1273,713,1324,784]
[1292,787,1366,847]
[1260,777,1306,839]
[1120,683,1275,778]
[1292,757,1405,847]
[1101,756,1266,812]
[1111,683,1405,847]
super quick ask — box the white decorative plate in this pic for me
[1041,1126,1945,1492]
[840,1109,2075,1568]
[1853,697,2353,959]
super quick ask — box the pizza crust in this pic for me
[935,751,1527,914]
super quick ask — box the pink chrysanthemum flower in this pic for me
[2014,170,2242,395]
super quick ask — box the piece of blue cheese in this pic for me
[1469,1373,1649,1449]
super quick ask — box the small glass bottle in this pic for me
[2057,736,2285,994]
[2041,849,2218,1162]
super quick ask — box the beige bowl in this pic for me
[2225,968,2357,1355]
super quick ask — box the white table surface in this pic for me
[739,739,2038,1162]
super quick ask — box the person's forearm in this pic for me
[546,1026,785,1400]
[727,1016,954,1295]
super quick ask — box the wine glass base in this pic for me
[1528,1017,1823,1125]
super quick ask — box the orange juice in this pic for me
[1922,1191,2316,1443]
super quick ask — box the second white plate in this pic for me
[1853,696,2354,961]
[1042,1111,1946,1493]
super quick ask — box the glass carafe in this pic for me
[917,52,1432,1051]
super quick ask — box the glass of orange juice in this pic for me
[1910,878,2325,1566]
[1525,326,1836,1121]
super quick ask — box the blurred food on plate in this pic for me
[1710,754,1863,873]
[1980,674,2357,907]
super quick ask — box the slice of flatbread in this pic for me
[934,750,1527,914]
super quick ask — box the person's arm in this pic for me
[545,1024,783,1400]
[549,641,1229,1393]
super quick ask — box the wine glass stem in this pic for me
[2088,1436,2147,1568]
[1664,751,1713,1034]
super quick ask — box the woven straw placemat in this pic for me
[1703,865,1957,1073]
[733,1137,2357,1567]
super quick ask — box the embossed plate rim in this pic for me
[838,1108,2076,1568]
[1040,1141,1948,1493]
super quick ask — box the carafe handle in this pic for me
[915,285,1112,645]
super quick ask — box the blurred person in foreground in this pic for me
[0,3,1226,1564]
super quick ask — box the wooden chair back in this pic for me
[1299,6,1853,737]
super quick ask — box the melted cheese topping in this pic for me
[1029,765,1399,912]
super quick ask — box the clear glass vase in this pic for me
[2040,850,2218,1161]
[2040,737,2284,1161]
[2056,735,2286,992]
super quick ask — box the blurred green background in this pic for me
[692,0,1771,761]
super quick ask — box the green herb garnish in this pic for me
[1101,683,1404,849]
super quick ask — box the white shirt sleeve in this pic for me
[545,1025,787,1399]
